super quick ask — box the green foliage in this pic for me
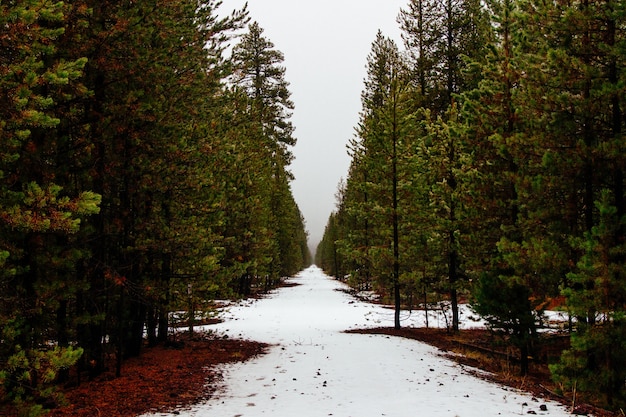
[0,341,83,417]
[0,0,308,413]
[552,190,626,408]
[2,183,100,233]
[326,32,417,328]
[224,21,306,295]
[472,270,537,374]
[0,2,101,410]
[321,0,491,333]
[551,322,626,409]
[4,0,626,411]
[472,271,536,337]
[319,0,626,403]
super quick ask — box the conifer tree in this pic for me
[344,32,416,329]
[0,2,100,412]
[231,22,296,161]
[317,210,345,278]
[460,0,543,375]
[1,0,252,399]
[399,0,490,331]
[339,158,374,289]
[1,1,310,411]
[513,0,626,407]
[68,0,248,371]
[228,21,301,294]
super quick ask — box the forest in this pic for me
[316,0,626,411]
[0,1,311,415]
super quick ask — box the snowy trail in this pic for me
[144,266,576,417]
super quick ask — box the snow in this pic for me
[143,266,578,417]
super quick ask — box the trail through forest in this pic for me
[142,266,576,417]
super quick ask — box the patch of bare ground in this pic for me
[346,327,617,417]
[1,332,268,417]
[278,281,301,288]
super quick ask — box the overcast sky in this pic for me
[220,0,407,253]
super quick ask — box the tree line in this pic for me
[317,0,626,409]
[0,1,309,414]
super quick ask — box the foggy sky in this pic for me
[220,0,407,254]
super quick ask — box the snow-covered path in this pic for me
[144,266,575,417]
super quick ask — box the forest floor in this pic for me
[25,327,613,417]
[348,327,616,417]
[0,279,618,416]
[0,333,268,417]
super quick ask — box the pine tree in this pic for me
[231,22,296,161]
[2,0,251,398]
[398,0,446,109]
[317,209,345,278]
[400,0,490,331]
[67,0,249,372]
[0,2,100,412]
[517,0,626,407]
[420,105,470,332]
[459,0,545,375]
[344,32,416,329]
[1,0,309,411]
[341,138,374,289]
[227,21,301,295]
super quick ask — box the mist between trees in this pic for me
[316,0,626,411]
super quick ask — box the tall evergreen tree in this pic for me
[231,22,296,162]
[1,2,310,412]
[460,0,543,375]
[0,2,100,412]
[399,0,490,331]
[227,21,301,294]
[512,0,626,407]
[0,0,254,410]
[345,32,416,329]
[69,0,248,373]
[398,0,442,107]
[317,209,345,278]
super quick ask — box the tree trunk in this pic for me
[126,298,145,357]
[56,300,70,382]
[147,305,157,347]
[392,104,401,330]
[520,341,529,376]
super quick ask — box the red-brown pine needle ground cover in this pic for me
[40,334,268,417]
